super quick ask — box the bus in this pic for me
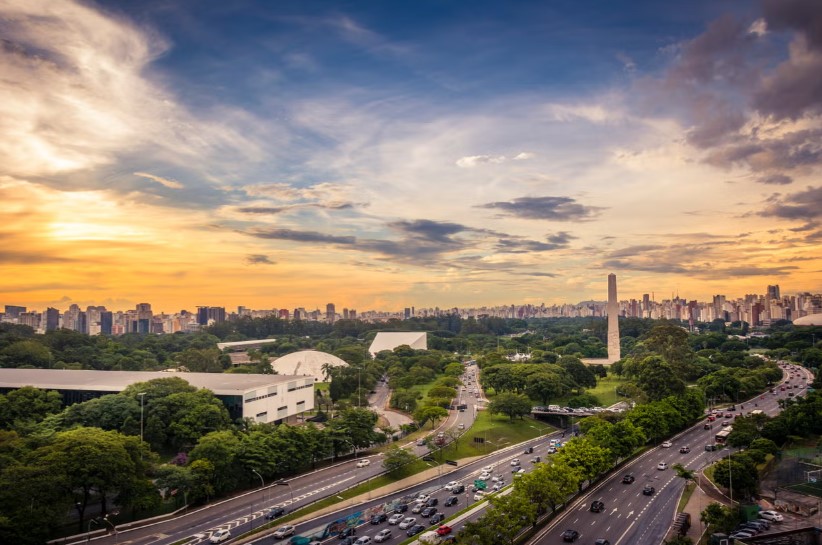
[715,428,732,444]
[749,409,764,417]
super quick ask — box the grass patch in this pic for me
[678,481,696,512]
[432,411,554,461]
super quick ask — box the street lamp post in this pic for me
[86,518,100,543]
[276,480,295,509]
[424,460,443,489]
[252,469,265,504]
[101,515,117,544]
[138,392,147,446]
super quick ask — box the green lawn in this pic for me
[432,410,554,461]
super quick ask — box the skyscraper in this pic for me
[767,285,781,301]
[607,273,621,362]
[326,303,336,323]
[45,307,59,331]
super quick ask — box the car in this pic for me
[416,439,427,446]
[492,483,503,491]
[759,510,784,522]
[531,456,542,463]
[590,500,605,512]
[458,423,465,429]
[374,529,392,543]
[473,491,487,501]
[725,413,734,418]
[561,529,580,542]
[338,527,357,539]
[482,465,495,472]
[524,446,534,454]
[265,507,286,519]
[705,444,718,451]
[679,446,691,453]
[730,531,755,539]
[444,480,459,490]
[657,462,668,470]
[510,458,521,466]
[444,496,459,507]
[370,513,387,524]
[594,540,610,545]
[661,441,672,448]
[707,415,716,421]
[426,498,438,507]
[393,504,408,514]
[273,525,295,539]
[437,525,453,536]
[353,538,371,545]
[412,503,425,514]
[451,484,465,494]
[643,485,655,495]
[721,421,731,427]
[210,529,231,543]
[429,513,445,524]
[388,514,404,525]
[356,459,371,468]
[547,447,558,454]
[337,539,354,545]
[406,525,425,537]
[415,493,430,503]
[745,520,770,530]
[491,474,503,482]
[420,507,437,517]
[399,517,416,529]
[622,474,635,484]
[703,423,712,430]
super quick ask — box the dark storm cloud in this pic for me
[763,0,822,51]
[246,254,275,265]
[757,174,793,185]
[495,231,576,253]
[245,228,356,244]
[478,196,604,221]
[760,185,822,220]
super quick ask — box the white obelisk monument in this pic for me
[607,273,621,362]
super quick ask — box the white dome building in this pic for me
[794,314,822,326]
[271,350,348,381]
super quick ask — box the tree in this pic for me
[636,356,686,401]
[525,371,566,404]
[700,502,738,534]
[558,356,597,390]
[713,454,758,499]
[554,437,612,490]
[0,386,62,429]
[488,393,532,421]
[514,458,581,514]
[664,536,694,545]
[326,407,380,449]
[382,445,417,474]
[413,406,448,428]
[428,386,458,400]
[0,340,53,368]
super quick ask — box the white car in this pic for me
[458,423,465,429]
[356,459,371,468]
[479,472,491,481]
[272,525,295,539]
[399,517,416,529]
[473,491,487,501]
[374,529,393,543]
[491,474,503,482]
[510,459,520,466]
[388,514,404,525]
[657,462,668,470]
[415,493,430,503]
[661,441,672,448]
[209,529,231,543]
[759,510,784,522]
[354,537,372,545]
[445,480,459,490]
[482,465,495,472]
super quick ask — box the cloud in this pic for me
[760,185,822,220]
[757,173,793,185]
[134,172,184,190]
[478,196,604,222]
[513,152,535,161]
[762,0,822,51]
[0,250,75,264]
[495,231,576,253]
[246,254,275,265]
[234,202,355,215]
[245,227,356,244]
[455,155,506,168]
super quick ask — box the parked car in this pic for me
[210,529,231,543]
[374,529,392,543]
[444,496,459,507]
[759,510,784,522]
[265,507,286,519]
[562,529,580,542]
[273,526,295,539]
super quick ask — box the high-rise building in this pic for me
[100,311,113,335]
[767,285,781,301]
[4,305,26,319]
[197,306,226,326]
[326,303,336,323]
[45,308,59,331]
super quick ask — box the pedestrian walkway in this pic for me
[681,471,729,543]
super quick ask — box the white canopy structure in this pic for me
[272,350,348,381]
[368,331,427,357]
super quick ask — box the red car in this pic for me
[437,525,453,536]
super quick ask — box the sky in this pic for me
[1,0,822,313]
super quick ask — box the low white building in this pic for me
[0,368,314,424]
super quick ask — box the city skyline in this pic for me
[2,0,822,311]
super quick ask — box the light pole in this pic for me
[252,469,265,503]
[276,480,295,509]
[424,460,443,489]
[727,448,734,504]
[101,515,117,544]
[86,518,100,543]
[138,392,147,446]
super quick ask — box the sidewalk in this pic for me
[682,472,730,543]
